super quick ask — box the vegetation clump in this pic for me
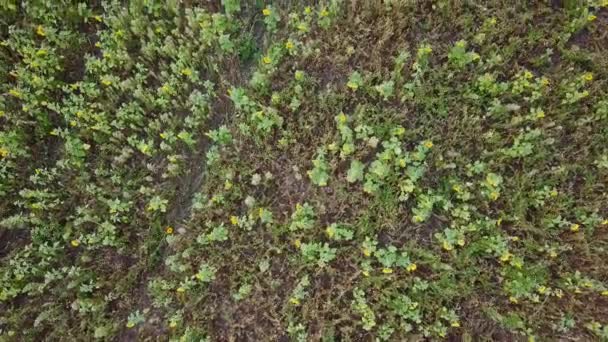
[1,1,608,340]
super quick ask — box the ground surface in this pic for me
[1,1,608,341]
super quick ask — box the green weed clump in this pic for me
[1,1,608,340]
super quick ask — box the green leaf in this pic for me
[374,80,394,100]
[94,325,111,338]
[207,224,228,242]
[370,160,390,179]
[347,71,363,90]
[347,160,365,183]
[308,150,330,186]
[259,259,270,273]
[195,264,217,283]
[222,0,240,15]
[309,166,329,186]
[289,203,316,231]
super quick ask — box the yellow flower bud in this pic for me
[36,25,46,37]
[230,216,239,226]
[442,241,453,251]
